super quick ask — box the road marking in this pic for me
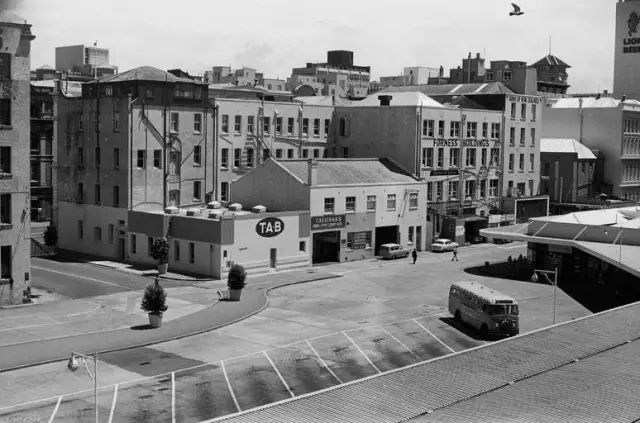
[31,266,134,290]
[497,243,526,250]
[342,331,381,374]
[413,319,456,353]
[379,325,422,361]
[108,384,118,423]
[305,340,343,384]
[171,372,176,423]
[47,395,62,423]
[262,351,294,398]
[220,361,241,412]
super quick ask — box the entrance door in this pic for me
[118,238,125,261]
[416,226,422,251]
[312,231,340,264]
[270,248,277,269]
[374,225,399,255]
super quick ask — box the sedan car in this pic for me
[432,238,459,252]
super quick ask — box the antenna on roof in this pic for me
[548,36,552,56]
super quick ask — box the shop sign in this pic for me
[430,169,459,176]
[623,12,640,53]
[311,214,345,230]
[507,95,540,104]
[433,139,491,148]
[350,231,369,249]
[256,217,284,238]
[549,244,572,254]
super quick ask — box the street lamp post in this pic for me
[531,267,558,325]
[67,352,98,423]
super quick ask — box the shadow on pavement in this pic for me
[439,317,486,341]
[130,324,154,331]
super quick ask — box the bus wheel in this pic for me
[454,310,461,321]
[480,324,489,339]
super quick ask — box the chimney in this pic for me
[468,52,472,59]
[378,95,392,106]
[439,66,444,78]
[307,159,318,186]
[603,89,609,97]
[476,52,481,59]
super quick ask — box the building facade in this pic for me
[55,44,117,78]
[532,55,571,95]
[231,158,427,261]
[379,66,440,88]
[0,19,34,304]
[614,0,640,100]
[30,81,55,223]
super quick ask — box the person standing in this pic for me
[451,246,459,262]
[412,249,417,264]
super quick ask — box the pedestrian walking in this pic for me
[451,246,459,262]
[411,249,417,264]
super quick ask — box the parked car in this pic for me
[432,238,459,252]
[379,243,410,259]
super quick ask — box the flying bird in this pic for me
[510,3,524,16]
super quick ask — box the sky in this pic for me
[6,0,619,93]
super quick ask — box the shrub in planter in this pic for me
[150,237,170,274]
[227,264,247,301]
[43,225,58,247]
[141,279,168,327]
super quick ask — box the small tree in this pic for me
[43,225,58,246]
[141,280,168,315]
[150,237,169,264]
[227,264,247,290]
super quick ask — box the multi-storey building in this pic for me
[30,81,55,223]
[0,17,34,304]
[614,0,640,100]
[288,50,370,99]
[532,55,571,95]
[542,96,640,202]
[55,44,117,78]
[56,66,214,260]
[379,66,440,88]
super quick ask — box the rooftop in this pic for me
[540,138,597,160]
[276,158,421,186]
[551,97,640,108]
[531,54,571,68]
[352,91,443,108]
[96,66,202,84]
[383,82,514,96]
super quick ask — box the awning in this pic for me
[463,216,488,223]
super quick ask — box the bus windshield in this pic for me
[485,304,519,315]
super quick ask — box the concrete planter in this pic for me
[157,263,168,275]
[148,312,163,328]
[228,289,243,301]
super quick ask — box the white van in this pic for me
[379,243,410,260]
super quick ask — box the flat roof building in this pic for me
[614,0,640,100]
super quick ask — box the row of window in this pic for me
[622,138,640,156]
[220,147,327,169]
[221,114,330,138]
[323,193,419,214]
[70,111,199,135]
[624,119,640,134]
[422,121,501,139]
[509,102,537,121]
[622,163,640,182]
[422,147,501,168]
[78,180,206,206]
[427,179,499,201]
[508,127,536,146]
[507,153,536,172]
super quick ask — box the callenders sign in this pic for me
[256,217,284,237]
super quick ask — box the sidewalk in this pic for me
[0,268,341,372]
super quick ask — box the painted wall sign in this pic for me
[433,139,491,148]
[256,217,285,237]
[430,169,459,176]
[507,95,540,104]
[624,12,640,53]
[311,214,346,230]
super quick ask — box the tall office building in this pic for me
[614,0,640,100]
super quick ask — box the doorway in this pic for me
[312,231,340,264]
[270,248,277,269]
[118,238,125,261]
[374,225,399,255]
[416,226,422,251]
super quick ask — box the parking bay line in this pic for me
[47,396,62,423]
[220,361,242,413]
[342,331,381,374]
[305,340,343,384]
[262,351,295,398]
[378,325,422,361]
[413,319,456,354]
[31,266,135,290]
[171,372,176,423]
[108,384,118,423]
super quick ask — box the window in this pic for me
[510,102,516,119]
[342,147,349,158]
[520,103,526,120]
[274,148,282,159]
[113,148,120,169]
[489,179,498,197]
[148,237,154,257]
[313,149,320,158]
[423,120,435,137]
[193,180,201,200]
[449,148,459,167]
[302,149,309,158]
[450,121,460,138]
[221,148,228,168]
[519,154,525,171]
[221,115,229,133]
[78,183,84,202]
[504,71,512,81]
[302,118,309,136]
[287,149,294,159]
[530,154,535,171]
[174,240,180,261]
[448,181,458,200]
[192,145,201,166]
[427,182,433,201]
[263,149,270,161]
[79,220,84,240]
[299,241,306,252]
[137,150,146,168]
[529,180,534,196]
[287,117,294,135]
[339,117,349,136]
[0,53,10,80]
[491,123,500,139]
[0,194,10,224]
[113,185,119,207]
[78,147,84,166]
[437,148,444,167]
[324,119,330,137]
[367,195,376,210]
[170,112,179,132]
[0,99,10,126]
[486,71,494,81]
[246,148,254,167]
[481,148,487,166]
[94,184,101,204]
[490,148,500,166]
[0,146,10,174]
[479,180,487,198]
[520,128,525,145]
[153,150,161,168]
[324,197,335,213]
[465,149,476,167]
[220,182,229,201]
[113,111,120,132]
[263,116,270,134]
[94,226,102,242]
[247,116,254,134]
[517,182,526,196]
[465,180,475,199]
[346,196,356,212]
[276,117,282,134]
[313,118,320,136]
[386,194,396,210]
[194,113,202,133]
[232,148,241,168]
[509,154,514,171]
[409,193,418,209]
[482,122,488,138]
[438,120,445,137]
[108,224,114,244]
[509,127,515,145]
[531,104,537,121]
[95,147,100,167]
[530,128,536,146]
[424,148,433,167]
[436,181,443,200]
[466,122,477,138]
[508,180,514,195]
[234,115,242,133]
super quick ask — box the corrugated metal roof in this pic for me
[214,302,640,423]
[540,138,597,159]
[277,158,420,186]
[96,66,201,84]
[353,91,443,108]
[383,82,514,96]
[552,97,640,108]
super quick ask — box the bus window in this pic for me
[509,305,519,315]
[484,305,506,315]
